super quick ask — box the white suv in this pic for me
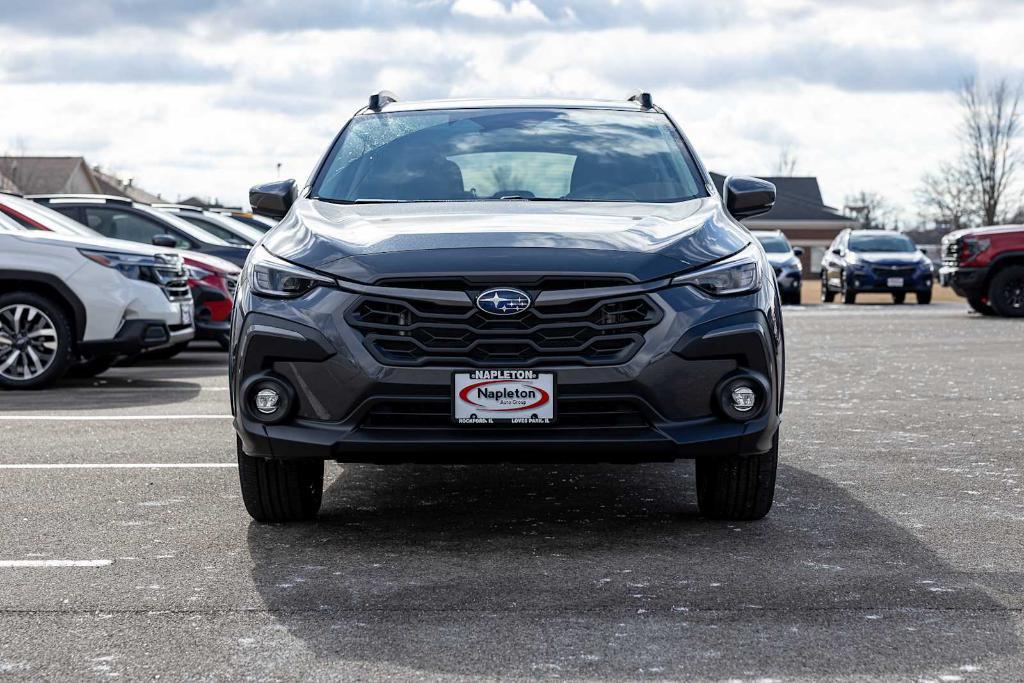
[0,211,194,389]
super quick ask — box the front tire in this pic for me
[696,431,778,521]
[892,292,906,304]
[916,290,932,305]
[988,265,1024,317]
[820,274,835,303]
[237,439,324,523]
[968,296,995,316]
[782,287,801,305]
[0,292,73,390]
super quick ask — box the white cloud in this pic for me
[450,0,548,22]
[0,1,1022,214]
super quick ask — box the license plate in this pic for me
[453,370,555,425]
[886,277,904,288]
[180,303,193,325]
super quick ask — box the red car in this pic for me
[0,193,239,349]
[940,225,1024,317]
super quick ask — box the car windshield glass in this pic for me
[6,196,100,236]
[137,206,231,245]
[848,233,917,253]
[179,214,259,245]
[314,108,708,203]
[755,234,791,253]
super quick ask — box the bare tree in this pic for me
[958,77,1021,224]
[774,145,798,175]
[916,162,979,230]
[844,191,900,230]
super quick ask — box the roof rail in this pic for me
[26,193,133,205]
[151,203,203,212]
[627,91,654,109]
[368,90,398,111]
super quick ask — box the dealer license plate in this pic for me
[886,277,904,288]
[453,370,555,425]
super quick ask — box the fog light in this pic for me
[254,388,280,414]
[730,386,756,412]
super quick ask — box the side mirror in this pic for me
[723,176,776,220]
[831,248,842,256]
[250,179,297,220]
[793,247,804,257]
[152,234,177,248]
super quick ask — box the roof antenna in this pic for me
[368,90,399,111]
[627,91,654,109]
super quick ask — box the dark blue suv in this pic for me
[821,229,933,304]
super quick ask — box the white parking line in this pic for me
[0,463,236,469]
[0,560,112,567]
[0,415,232,421]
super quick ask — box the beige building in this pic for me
[0,156,161,203]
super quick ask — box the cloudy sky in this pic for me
[1,0,1021,216]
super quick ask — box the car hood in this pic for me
[13,229,181,259]
[182,250,240,275]
[852,252,926,266]
[262,197,751,283]
[943,224,1024,242]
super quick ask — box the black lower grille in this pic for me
[359,397,649,429]
[347,293,662,367]
[870,266,916,278]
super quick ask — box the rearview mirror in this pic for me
[793,247,804,257]
[151,234,177,248]
[723,176,776,220]
[250,179,297,220]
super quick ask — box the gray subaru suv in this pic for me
[231,91,784,523]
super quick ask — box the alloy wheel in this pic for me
[0,304,60,381]
[1000,275,1024,311]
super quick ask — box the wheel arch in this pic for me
[984,252,1024,288]
[0,271,87,342]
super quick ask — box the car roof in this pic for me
[362,97,655,114]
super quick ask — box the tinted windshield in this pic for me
[179,214,260,245]
[3,196,99,236]
[136,206,231,245]
[314,108,708,203]
[848,233,917,253]
[755,234,791,253]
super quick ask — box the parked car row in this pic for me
[0,192,277,388]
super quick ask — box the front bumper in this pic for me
[78,319,195,357]
[230,283,783,464]
[939,266,986,298]
[846,268,933,293]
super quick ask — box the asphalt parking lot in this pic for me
[0,301,1022,681]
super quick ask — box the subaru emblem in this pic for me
[476,288,531,316]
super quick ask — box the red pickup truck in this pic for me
[940,225,1024,316]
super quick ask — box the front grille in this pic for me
[347,292,662,367]
[869,265,916,278]
[225,275,238,297]
[151,255,190,301]
[359,397,649,429]
[942,240,959,266]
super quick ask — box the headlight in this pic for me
[672,244,761,296]
[188,265,215,281]
[79,249,173,281]
[249,246,334,298]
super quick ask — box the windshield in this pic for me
[848,233,917,253]
[755,234,791,253]
[136,206,231,245]
[3,195,100,236]
[178,214,261,245]
[313,108,708,204]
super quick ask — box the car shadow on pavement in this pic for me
[15,376,204,409]
[245,462,1020,679]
